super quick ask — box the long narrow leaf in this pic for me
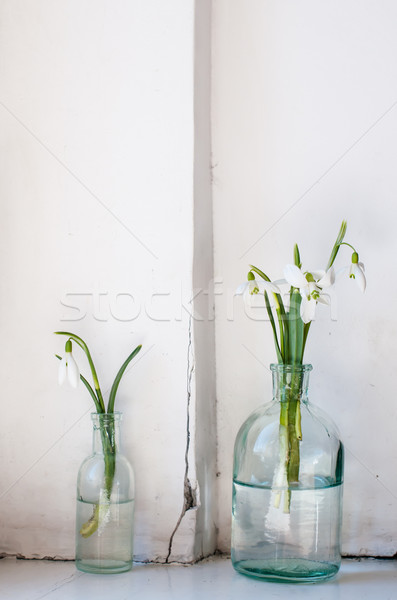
[80,374,104,413]
[294,243,302,268]
[249,265,271,282]
[107,345,142,413]
[288,291,304,365]
[264,292,282,363]
[276,308,284,360]
[302,322,311,357]
[278,297,289,363]
[326,220,347,270]
[250,265,288,359]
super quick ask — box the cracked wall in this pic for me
[165,0,217,563]
[0,0,215,563]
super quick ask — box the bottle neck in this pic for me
[271,364,312,403]
[91,412,122,454]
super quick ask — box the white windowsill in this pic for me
[1,555,396,599]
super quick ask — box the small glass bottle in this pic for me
[75,412,134,574]
[231,364,344,583]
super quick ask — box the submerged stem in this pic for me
[79,417,116,538]
[274,366,306,513]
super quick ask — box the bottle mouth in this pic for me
[270,364,313,373]
[91,411,122,423]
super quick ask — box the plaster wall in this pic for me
[212,0,397,556]
[1,0,396,563]
[0,0,215,563]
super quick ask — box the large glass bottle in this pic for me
[76,412,134,574]
[231,364,344,583]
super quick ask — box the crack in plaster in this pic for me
[36,572,83,600]
[165,315,196,563]
[0,553,74,561]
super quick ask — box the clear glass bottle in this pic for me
[76,412,135,574]
[231,364,344,583]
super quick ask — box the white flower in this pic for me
[58,341,80,388]
[236,278,281,298]
[283,264,335,324]
[236,278,259,296]
[349,253,366,292]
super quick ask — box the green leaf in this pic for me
[250,264,288,362]
[287,291,304,365]
[302,322,311,357]
[249,264,271,282]
[294,243,302,268]
[107,345,142,413]
[264,293,282,363]
[326,220,347,270]
[278,299,289,363]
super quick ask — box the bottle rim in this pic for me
[91,411,122,422]
[270,363,313,373]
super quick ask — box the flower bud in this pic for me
[351,252,359,264]
[65,339,72,353]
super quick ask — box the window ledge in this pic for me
[1,555,396,599]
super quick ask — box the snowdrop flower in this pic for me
[349,252,366,292]
[58,339,80,388]
[236,272,259,296]
[283,264,335,324]
[236,271,281,299]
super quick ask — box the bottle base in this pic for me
[76,559,132,574]
[232,558,340,584]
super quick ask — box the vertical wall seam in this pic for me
[165,314,196,563]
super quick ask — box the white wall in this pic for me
[0,0,215,563]
[212,0,397,556]
[1,0,396,563]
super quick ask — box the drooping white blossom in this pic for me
[283,264,335,324]
[58,340,80,388]
[349,252,366,292]
[236,272,281,298]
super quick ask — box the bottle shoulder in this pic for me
[234,399,344,487]
[77,452,134,481]
[235,400,341,445]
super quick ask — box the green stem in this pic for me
[100,422,116,497]
[80,417,116,538]
[287,371,302,481]
[276,367,304,513]
[338,241,356,253]
[80,375,103,414]
[278,399,290,511]
[287,400,300,483]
